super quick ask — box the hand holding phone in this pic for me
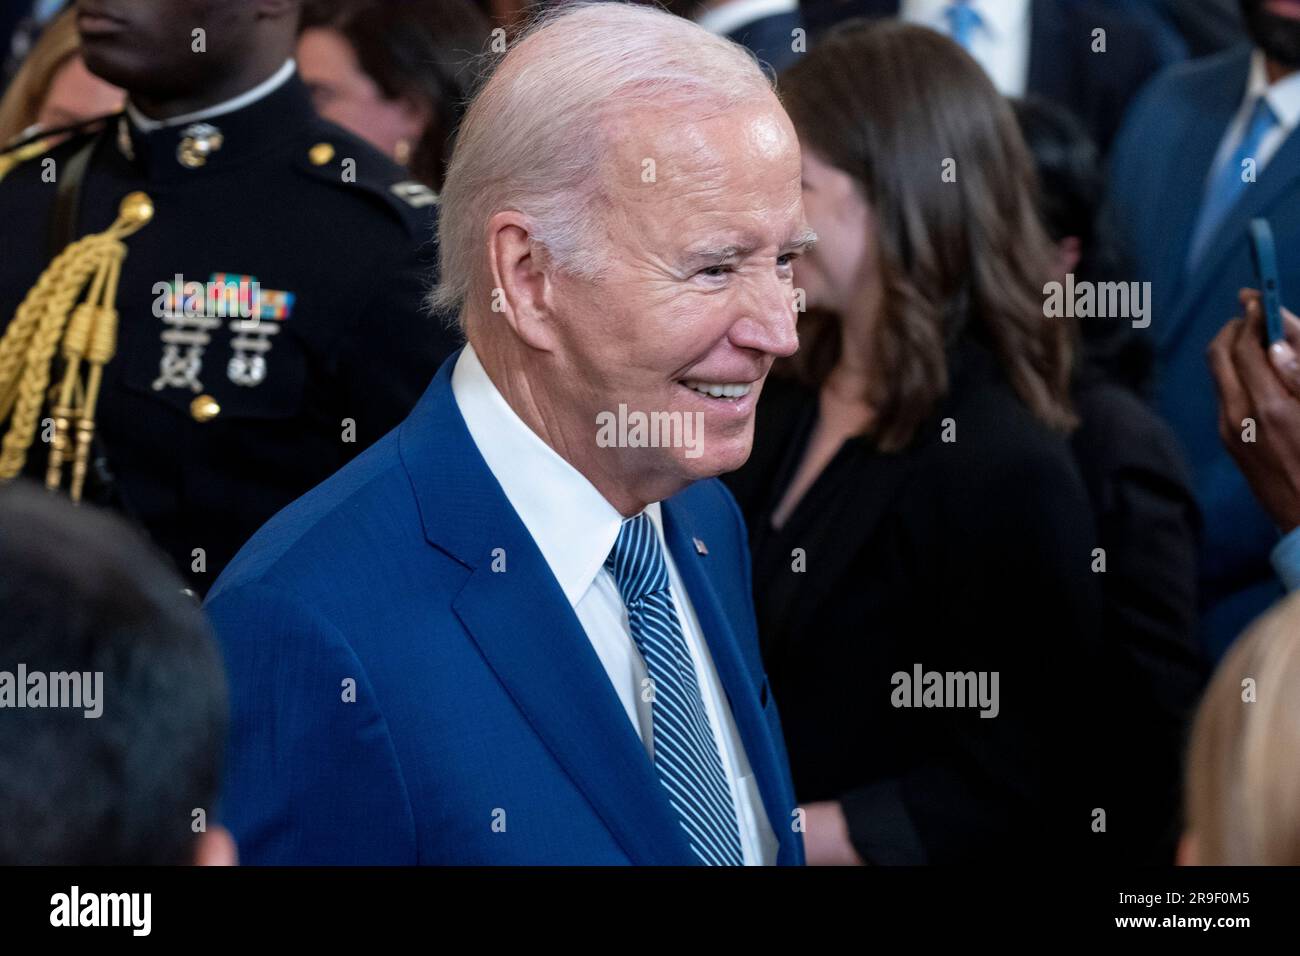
[1248,218,1287,348]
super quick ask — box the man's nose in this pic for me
[733,273,799,358]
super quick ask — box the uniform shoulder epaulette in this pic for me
[0,114,117,184]
[293,131,439,237]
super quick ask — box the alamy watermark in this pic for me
[891,663,999,718]
[152,273,262,321]
[0,664,102,718]
[1043,273,1151,329]
[596,404,704,459]
[50,886,150,936]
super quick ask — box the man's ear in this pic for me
[485,210,560,352]
[194,825,238,866]
[1176,831,1197,866]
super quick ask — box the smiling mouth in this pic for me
[679,379,754,400]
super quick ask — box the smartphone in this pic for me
[1248,218,1287,347]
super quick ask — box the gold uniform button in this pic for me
[190,395,221,423]
[309,142,335,166]
[119,191,154,226]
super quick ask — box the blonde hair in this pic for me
[428,1,773,326]
[0,8,83,147]
[1185,591,1300,864]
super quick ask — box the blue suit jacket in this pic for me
[205,351,805,865]
[1108,46,1300,656]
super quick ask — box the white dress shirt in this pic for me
[902,0,1031,97]
[1204,50,1300,189]
[451,345,778,865]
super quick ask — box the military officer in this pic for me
[0,0,458,591]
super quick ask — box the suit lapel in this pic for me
[399,355,696,865]
[1167,129,1300,348]
[661,496,801,865]
[1156,51,1254,346]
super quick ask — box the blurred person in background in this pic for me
[723,20,1101,865]
[671,0,807,74]
[1180,587,1300,865]
[1107,0,1300,658]
[1210,290,1300,593]
[0,0,457,594]
[0,481,234,865]
[0,6,122,150]
[298,0,490,192]
[793,0,1169,153]
[1089,0,1246,62]
[2,0,66,83]
[1016,96,1208,864]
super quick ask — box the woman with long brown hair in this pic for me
[724,20,1102,864]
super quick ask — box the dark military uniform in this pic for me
[0,70,460,591]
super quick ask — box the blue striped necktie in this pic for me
[605,512,744,866]
[1187,96,1278,270]
[945,0,982,50]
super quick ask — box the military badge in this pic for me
[152,277,219,392]
[391,181,438,208]
[150,273,294,392]
[210,273,294,388]
[177,122,224,169]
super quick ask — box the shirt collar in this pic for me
[450,343,664,607]
[696,0,799,37]
[126,59,297,132]
[1247,49,1300,133]
[901,0,1030,42]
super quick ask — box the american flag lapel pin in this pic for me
[693,537,708,556]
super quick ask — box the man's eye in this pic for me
[699,265,732,278]
[777,253,797,267]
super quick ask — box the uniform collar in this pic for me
[125,59,297,132]
[115,60,312,180]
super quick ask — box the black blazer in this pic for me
[724,335,1104,863]
[1070,371,1208,863]
[797,0,1164,152]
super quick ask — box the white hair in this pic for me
[428,1,776,327]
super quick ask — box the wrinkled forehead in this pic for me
[599,97,804,253]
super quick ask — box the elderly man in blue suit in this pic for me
[205,2,811,865]
[1108,0,1300,657]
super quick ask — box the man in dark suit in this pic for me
[799,0,1168,151]
[689,0,806,74]
[206,3,808,865]
[1014,97,1209,863]
[1107,0,1300,656]
[1093,0,1246,61]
